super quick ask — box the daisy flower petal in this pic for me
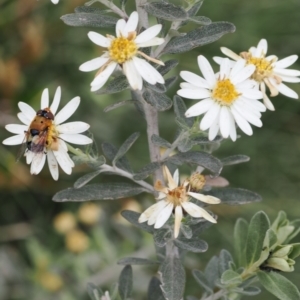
[135,24,162,44]
[5,124,28,135]
[275,55,298,69]
[124,11,138,33]
[197,55,216,87]
[154,203,173,229]
[18,102,36,120]
[50,86,61,115]
[79,57,110,72]
[2,134,25,145]
[59,133,93,145]
[47,150,59,181]
[55,96,80,125]
[88,32,110,48]
[56,122,90,134]
[41,88,49,108]
[123,60,143,90]
[174,206,183,238]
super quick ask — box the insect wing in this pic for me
[30,131,48,153]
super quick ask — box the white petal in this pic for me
[2,134,25,145]
[154,203,173,229]
[255,39,268,57]
[17,112,31,125]
[18,102,36,120]
[124,11,138,33]
[51,0,59,3]
[54,96,80,125]
[139,200,167,223]
[188,192,221,204]
[164,166,177,189]
[273,68,300,77]
[135,24,162,44]
[50,86,61,115]
[219,106,231,138]
[228,111,237,141]
[220,47,241,61]
[238,88,263,100]
[263,94,275,111]
[275,55,298,69]
[57,122,90,134]
[147,200,169,225]
[180,82,199,90]
[230,65,255,84]
[88,32,110,48]
[5,124,28,135]
[180,71,211,89]
[181,202,216,223]
[238,98,262,117]
[30,153,46,175]
[173,169,179,186]
[213,56,224,65]
[276,82,299,99]
[232,102,262,127]
[25,151,34,164]
[230,59,246,78]
[90,62,117,88]
[41,88,49,108]
[177,88,211,100]
[123,60,143,90]
[47,150,59,180]
[132,57,164,85]
[278,75,300,83]
[59,133,93,145]
[231,107,253,135]
[208,116,220,141]
[137,37,164,47]
[197,55,216,88]
[174,206,183,238]
[219,58,231,80]
[53,149,73,175]
[200,102,221,131]
[79,57,110,72]
[58,138,68,152]
[116,19,126,37]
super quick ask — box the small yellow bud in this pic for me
[65,229,89,253]
[78,203,101,226]
[38,271,63,292]
[187,173,206,191]
[53,212,77,234]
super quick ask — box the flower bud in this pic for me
[53,212,77,234]
[38,271,63,291]
[65,229,89,253]
[187,173,206,191]
[78,203,101,226]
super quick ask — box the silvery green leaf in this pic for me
[87,283,104,300]
[151,134,172,148]
[288,243,300,259]
[191,135,222,144]
[234,218,249,267]
[133,162,161,180]
[163,22,236,54]
[234,286,261,296]
[118,257,159,265]
[168,151,223,176]
[101,142,132,173]
[113,132,140,165]
[164,76,178,90]
[154,228,171,247]
[188,16,211,25]
[204,256,219,288]
[264,228,277,250]
[95,75,129,94]
[174,238,208,253]
[131,90,145,118]
[74,169,104,189]
[175,117,190,130]
[246,211,270,266]
[208,188,262,205]
[219,249,234,275]
[104,100,133,113]
[221,155,250,166]
[118,265,133,300]
[144,82,166,93]
[159,256,186,300]
[143,89,173,111]
[121,210,154,234]
[220,270,242,285]
[169,30,186,37]
[192,269,213,294]
[147,277,165,300]
[179,0,204,27]
[181,225,192,239]
[142,2,188,21]
[74,6,107,14]
[61,13,118,28]
[53,183,146,202]
[174,96,194,127]
[190,220,213,237]
[119,0,127,9]
[257,271,300,300]
[157,60,179,76]
[177,135,194,152]
[186,296,198,300]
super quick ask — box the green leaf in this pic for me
[101,142,132,173]
[246,211,270,266]
[151,134,172,148]
[173,95,194,127]
[179,0,204,27]
[221,269,242,285]
[159,256,186,300]
[52,183,146,202]
[204,256,219,288]
[118,257,159,265]
[174,238,208,253]
[121,210,154,234]
[192,269,213,294]
[75,6,106,13]
[73,169,103,189]
[142,2,188,21]
[221,155,250,166]
[257,271,300,300]
[289,243,300,259]
[168,151,223,176]
[234,218,249,267]
[87,283,104,300]
[118,265,133,300]
[61,13,118,28]
[157,59,179,75]
[113,132,140,165]
[181,224,192,239]
[190,135,222,144]
[104,100,133,113]
[164,76,178,90]
[177,135,194,153]
[234,286,261,296]
[133,162,162,181]
[144,82,167,94]
[208,188,262,205]
[143,89,173,111]
[154,228,171,247]
[219,249,234,275]
[188,16,211,25]
[95,75,130,94]
[163,22,236,54]
[147,277,165,300]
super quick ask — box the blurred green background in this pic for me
[0,0,300,299]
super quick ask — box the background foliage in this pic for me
[0,0,300,299]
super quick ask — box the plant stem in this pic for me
[86,0,128,18]
[135,0,149,30]
[161,132,186,160]
[202,289,227,300]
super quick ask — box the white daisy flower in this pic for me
[79,11,165,91]
[138,167,220,238]
[177,55,265,141]
[2,87,92,180]
[213,39,300,110]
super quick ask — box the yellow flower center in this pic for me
[212,79,239,106]
[247,56,274,82]
[167,186,188,206]
[108,35,138,64]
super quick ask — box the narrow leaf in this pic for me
[204,256,219,288]
[219,249,234,275]
[133,162,161,180]
[174,238,208,253]
[95,75,129,94]
[164,76,178,90]
[118,257,159,265]
[147,277,165,300]
[192,269,213,294]
[74,169,104,189]
[257,271,300,300]
[221,155,250,166]
[234,218,249,267]
[173,95,194,127]
[221,270,242,285]
[143,89,173,111]
[87,283,104,300]
[151,134,172,148]
[157,59,179,76]
[121,210,153,234]
[188,16,211,25]
[235,286,261,296]
[104,100,133,113]
[154,228,171,247]
[118,265,133,300]
[53,183,146,202]
[144,82,166,94]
